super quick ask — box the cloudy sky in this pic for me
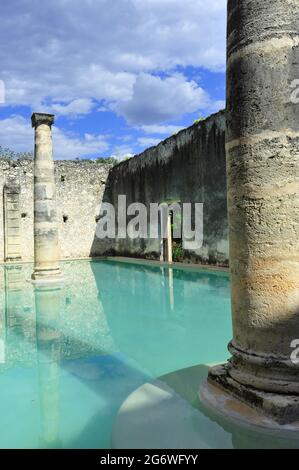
[0,0,226,160]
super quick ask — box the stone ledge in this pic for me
[204,364,299,427]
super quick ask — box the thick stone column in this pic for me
[31,113,62,283]
[204,0,299,425]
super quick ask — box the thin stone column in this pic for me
[203,0,299,425]
[164,214,173,263]
[31,113,62,283]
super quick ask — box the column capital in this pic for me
[31,113,55,128]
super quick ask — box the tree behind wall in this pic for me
[0,145,33,161]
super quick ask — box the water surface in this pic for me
[0,260,295,448]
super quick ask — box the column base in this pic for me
[200,365,299,427]
[31,269,64,285]
[5,257,22,263]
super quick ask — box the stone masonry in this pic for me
[0,159,112,262]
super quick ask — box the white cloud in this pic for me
[140,124,183,135]
[137,137,162,147]
[0,115,32,153]
[115,73,210,125]
[0,0,226,109]
[0,115,109,160]
[110,144,135,161]
[53,129,109,160]
[0,0,226,155]
[118,135,134,143]
[208,99,226,113]
[49,98,95,117]
[131,0,226,72]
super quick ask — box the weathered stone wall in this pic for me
[0,160,111,262]
[1,111,227,266]
[91,110,228,266]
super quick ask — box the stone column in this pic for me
[164,214,173,264]
[31,113,62,283]
[204,0,299,425]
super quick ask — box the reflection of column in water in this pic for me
[160,267,174,313]
[160,267,165,287]
[35,285,63,449]
[168,268,174,311]
[159,267,167,317]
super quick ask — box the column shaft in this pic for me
[31,114,62,282]
[205,0,299,425]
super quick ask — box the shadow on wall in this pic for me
[89,168,161,261]
[89,110,229,267]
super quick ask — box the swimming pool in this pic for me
[0,260,297,449]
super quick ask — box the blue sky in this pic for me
[0,0,226,160]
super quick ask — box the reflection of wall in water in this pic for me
[92,261,230,375]
[0,262,116,373]
[2,265,35,368]
[0,273,5,364]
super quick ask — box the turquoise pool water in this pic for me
[0,260,297,449]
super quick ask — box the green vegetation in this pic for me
[0,146,120,165]
[76,156,120,166]
[193,117,205,125]
[172,241,184,262]
[95,156,119,166]
[0,146,33,161]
